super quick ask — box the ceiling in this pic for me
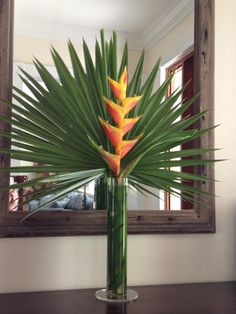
[14,0,194,48]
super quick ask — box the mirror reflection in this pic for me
[10,0,194,212]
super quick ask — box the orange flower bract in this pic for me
[98,68,142,176]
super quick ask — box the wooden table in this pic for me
[0,282,236,314]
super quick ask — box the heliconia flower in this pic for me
[108,67,127,102]
[99,117,123,147]
[103,97,126,124]
[99,147,120,176]
[122,96,142,114]
[97,68,143,176]
[118,116,141,135]
[116,135,142,159]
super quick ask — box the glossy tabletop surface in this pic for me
[0,282,236,314]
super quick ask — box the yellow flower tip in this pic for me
[108,69,127,102]
[122,96,143,114]
[103,97,126,124]
[98,116,105,126]
[119,67,128,92]
[107,77,122,100]
[118,116,142,135]
[116,134,142,159]
[99,147,120,176]
[103,96,108,102]
[99,117,123,147]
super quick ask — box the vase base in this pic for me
[95,289,138,303]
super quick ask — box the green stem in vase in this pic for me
[94,177,107,210]
[104,177,128,299]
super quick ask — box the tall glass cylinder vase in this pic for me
[95,177,138,303]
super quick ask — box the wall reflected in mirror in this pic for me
[10,0,194,212]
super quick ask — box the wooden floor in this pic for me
[0,282,236,314]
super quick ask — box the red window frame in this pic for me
[166,51,198,210]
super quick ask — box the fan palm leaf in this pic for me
[0,30,218,212]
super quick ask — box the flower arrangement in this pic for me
[0,30,217,302]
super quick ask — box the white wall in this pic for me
[144,11,193,93]
[145,11,194,73]
[0,0,236,293]
[13,35,142,73]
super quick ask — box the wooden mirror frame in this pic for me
[0,0,215,237]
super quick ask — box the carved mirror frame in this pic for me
[0,0,215,237]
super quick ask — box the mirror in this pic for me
[0,0,215,237]
[10,0,194,212]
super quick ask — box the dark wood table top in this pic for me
[0,282,236,314]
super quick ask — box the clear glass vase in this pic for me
[95,177,138,303]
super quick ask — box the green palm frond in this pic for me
[0,30,217,210]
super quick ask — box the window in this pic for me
[163,51,197,210]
